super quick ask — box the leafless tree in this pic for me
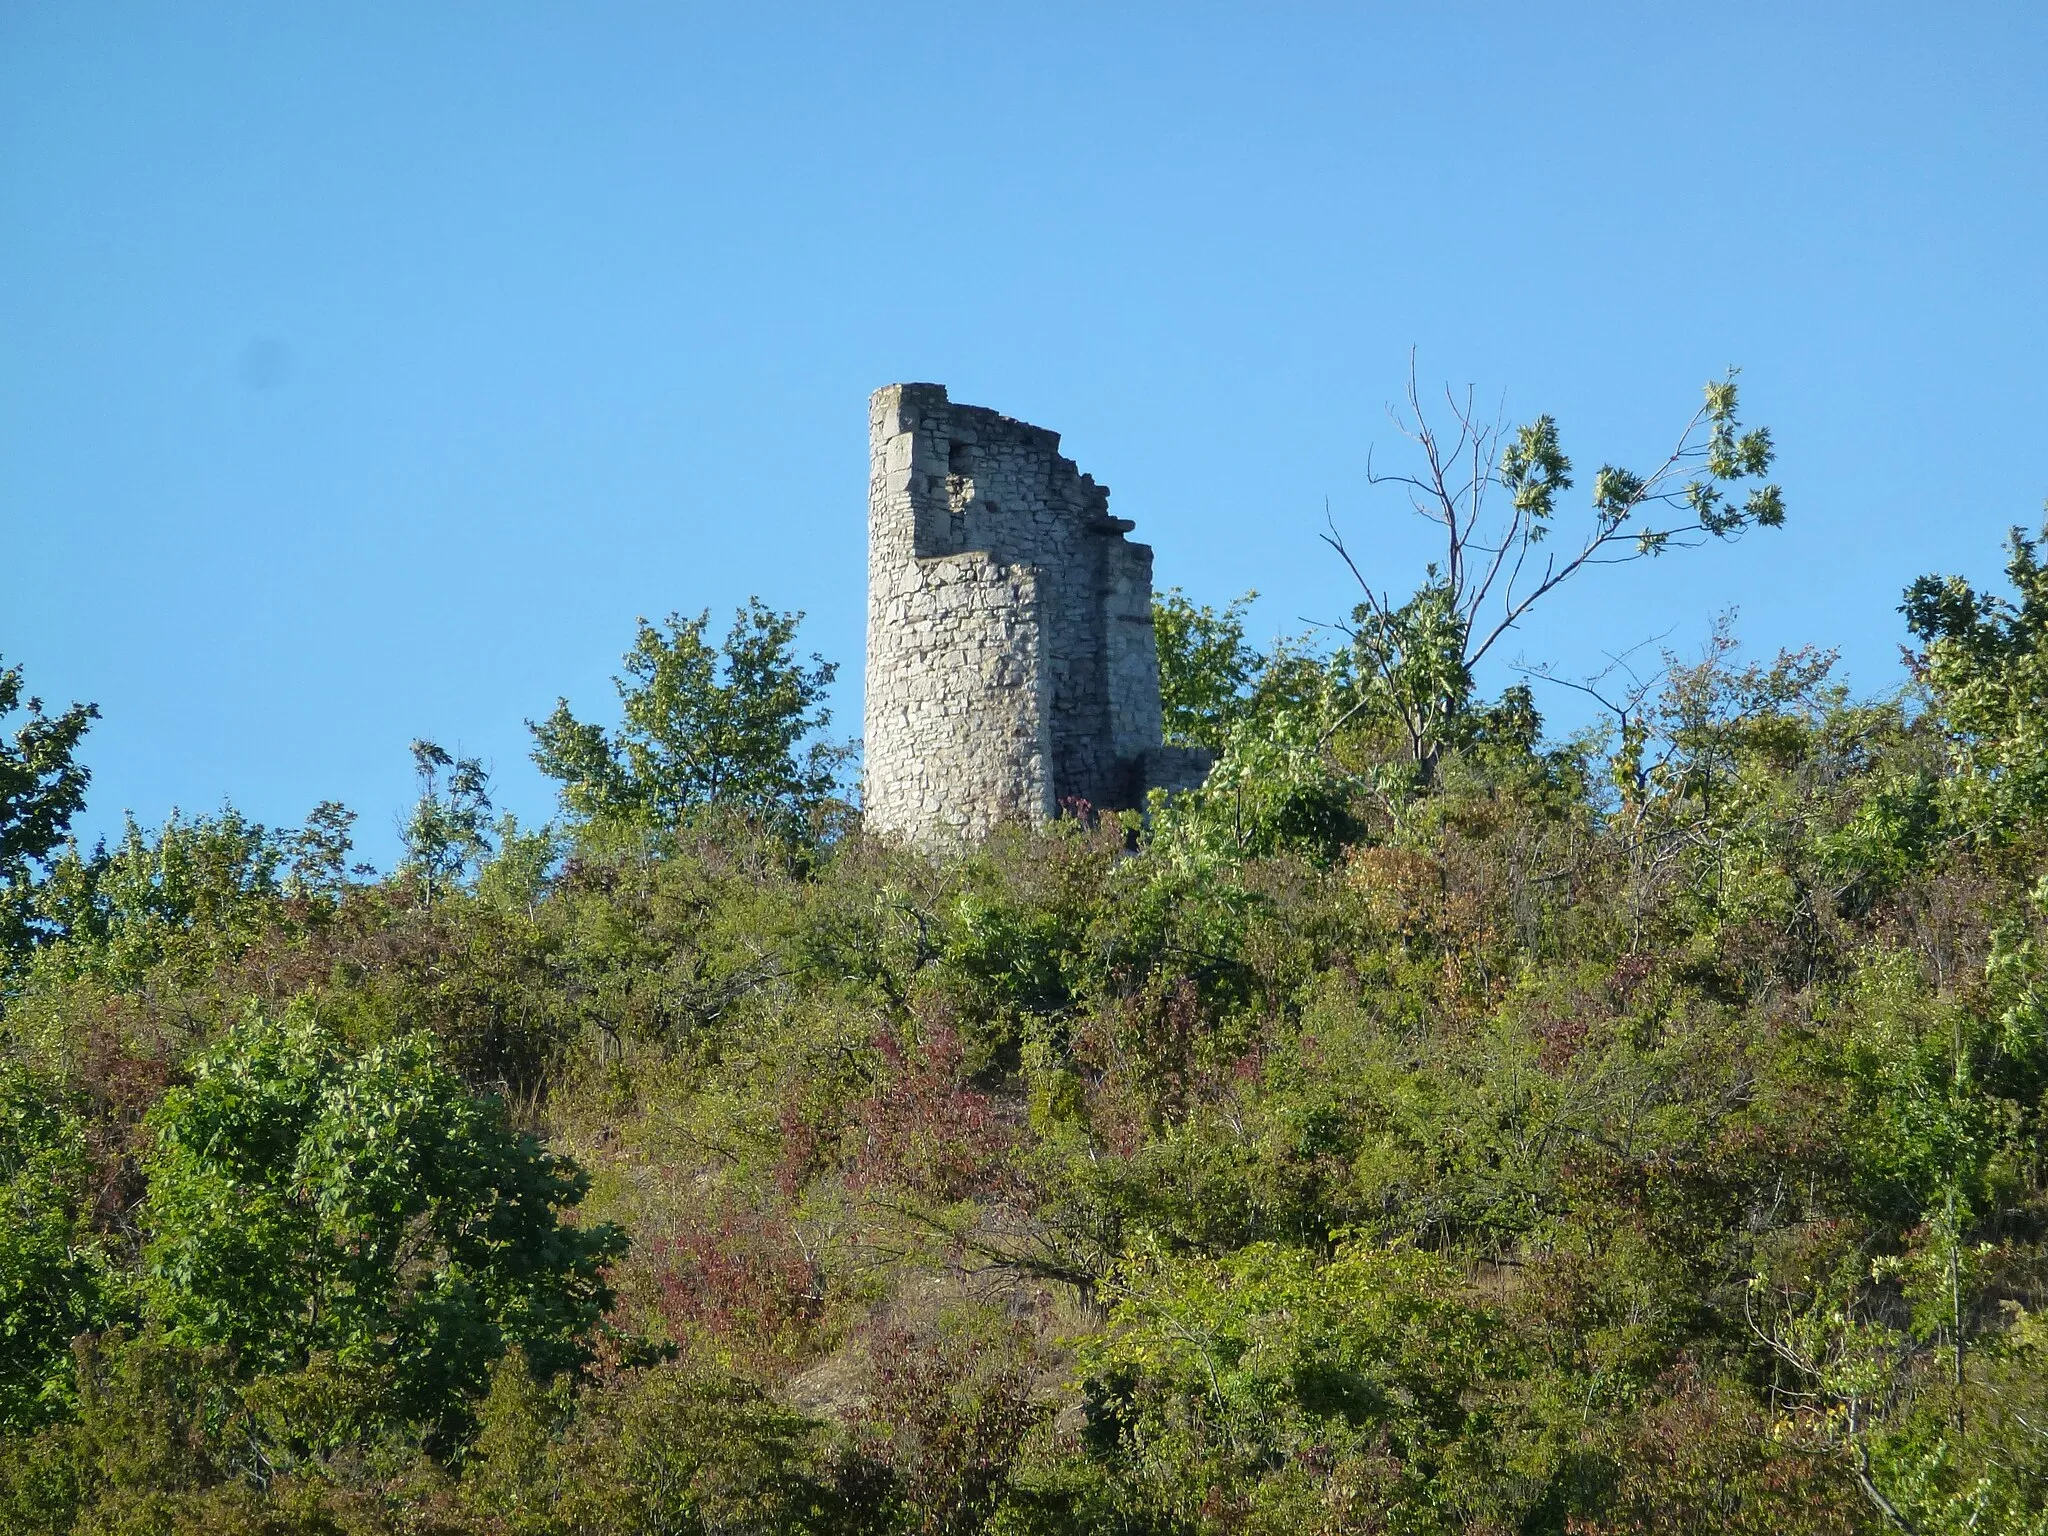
[1319,355,1785,777]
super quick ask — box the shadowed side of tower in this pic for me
[862,384,1208,846]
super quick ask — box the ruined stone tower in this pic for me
[863,384,1208,845]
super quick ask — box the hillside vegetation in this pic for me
[5,394,2048,1533]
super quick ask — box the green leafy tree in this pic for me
[400,740,494,906]
[1150,590,1375,860]
[141,1004,624,1441]
[464,1351,832,1536]
[1340,578,1477,779]
[1147,693,1362,865]
[0,659,97,965]
[477,812,562,918]
[0,1065,110,1432]
[1154,589,1266,751]
[1902,516,2048,842]
[25,808,283,988]
[1154,589,1357,753]
[531,599,848,834]
[282,799,368,902]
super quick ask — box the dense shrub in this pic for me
[9,530,2048,1531]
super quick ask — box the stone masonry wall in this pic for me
[863,383,1209,846]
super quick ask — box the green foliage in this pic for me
[401,741,495,907]
[0,1065,109,1432]
[1148,590,1382,862]
[1084,1241,1506,1531]
[477,813,563,917]
[532,600,848,836]
[0,660,97,965]
[465,1351,829,1536]
[1904,516,2048,844]
[0,1328,237,1536]
[24,808,284,989]
[1343,579,1474,777]
[1147,697,1362,865]
[283,800,365,904]
[1153,589,1264,751]
[0,662,96,882]
[141,1005,624,1440]
[21,469,2048,1533]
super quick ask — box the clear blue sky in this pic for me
[4,5,2044,865]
